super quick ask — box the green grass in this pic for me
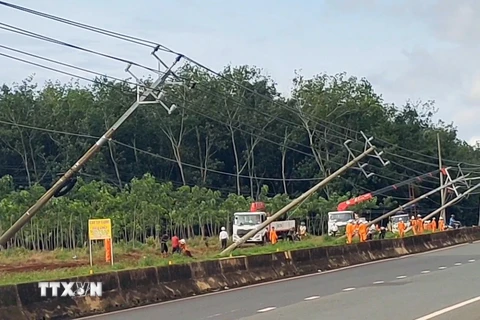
[0,230,419,286]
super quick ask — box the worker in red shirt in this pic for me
[171,234,180,254]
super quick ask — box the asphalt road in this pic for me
[80,242,480,320]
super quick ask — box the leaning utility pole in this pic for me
[437,133,446,221]
[366,174,469,228]
[422,180,480,222]
[0,49,183,248]
[221,133,389,256]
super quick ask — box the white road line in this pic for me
[304,296,320,301]
[421,270,430,274]
[257,307,277,313]
[373,281,384,284]
[396,275,407,279]
[468,259,475,262]
[454,262,462,266]
[342,287,356,292]
[207,314,222,318]
[438,266,447,270]
[414,296,480,320]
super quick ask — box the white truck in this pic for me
[232,211,296,244]
[327,211,355,236]
[388,214,411,233]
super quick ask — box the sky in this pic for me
[0,0,479,145]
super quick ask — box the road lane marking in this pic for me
[373,281,384,284]
[396,275,407,279]
[421,270,430,274]
[304,296,320,301]
[414,296,480,320]
[468,259,475,262]
[207,314,222,318]
[342,287,355,292]
[76,240,480,319]
[438,266,446,270]
[454,262,462,266]
[257,307,276,313]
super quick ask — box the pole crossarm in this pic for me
[0,51,184,249]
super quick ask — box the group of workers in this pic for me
[345,220,382,244]
[407,215,445,236]
[160,233,192,257]
[345,213,459,244]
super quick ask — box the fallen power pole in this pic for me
[0,50,184,249]
[220,147,375,256]
[422,179,480,222]
[366,174,469,228]
[221,133,390,256]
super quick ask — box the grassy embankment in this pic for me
[0,231,407,286]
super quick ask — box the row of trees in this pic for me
[0,64,479,249]
[0,174,386,250]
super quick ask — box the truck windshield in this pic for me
[330,213,352,222]
[392,216,408,224]
[235,215,262,225]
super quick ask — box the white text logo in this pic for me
[38,282,102,297]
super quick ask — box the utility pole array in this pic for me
[0,49,184,249]
[220,134,390,256]
[366,170,470,228]
[422,179,480,222]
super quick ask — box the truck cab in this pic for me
[232,211,268,244]
[388,214,411,232]
[327,211,355,236]
[232,202,297,244]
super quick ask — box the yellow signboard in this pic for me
[88,219,112,240]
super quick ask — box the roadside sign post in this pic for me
[88,219,113,267]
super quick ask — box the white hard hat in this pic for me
[221,227,226,231]
[399,218,403,221]
[179,239,186,244]
[439,217,444,220]
[363,221,368,224]
[411,216,415,219]
[348,219,353,223]
[417,214,421,217]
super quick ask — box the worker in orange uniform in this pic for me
[416,214,424,235]
[397,218,405,238]
[430,217,437,232]
[410,216,417,235]
[346,219,354,244]
[179,239,193,257]
[438,217,445,231]
[270,226,278,245]
[358,221,367,242]
[354,220,360,242]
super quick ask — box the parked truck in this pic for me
[327,211,356,236]
[231,202,296,244]
[388,213,411,233]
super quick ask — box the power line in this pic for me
[0,1,469,167]
[0,14,470,169]
[0,22,171,76]
[0,0,469,166]
[0,119,323,182]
